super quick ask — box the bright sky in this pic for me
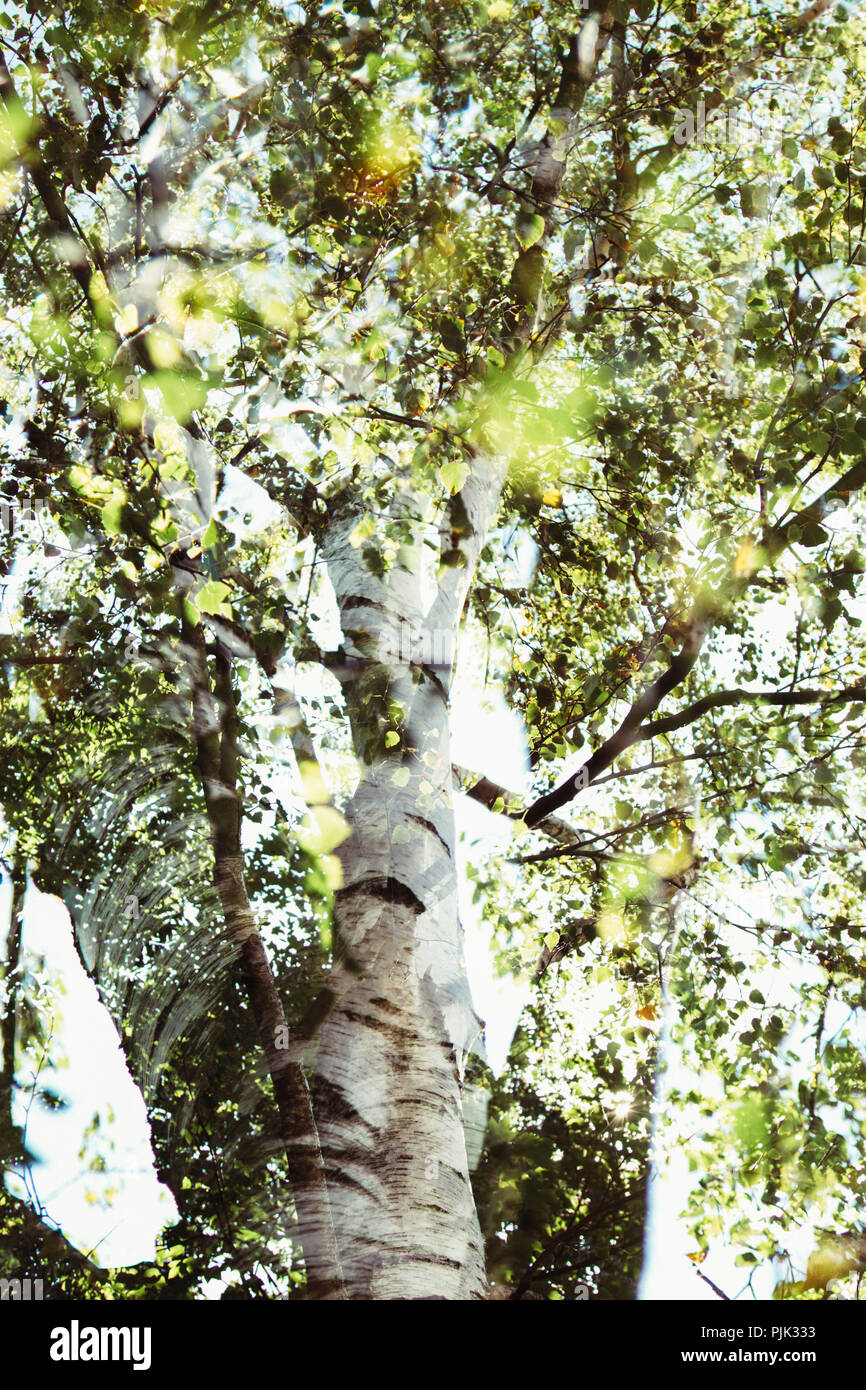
[0,871,177,1267]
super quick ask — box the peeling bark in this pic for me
[309,504,500,1299]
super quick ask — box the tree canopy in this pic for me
[3,0,866,1301]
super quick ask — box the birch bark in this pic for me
[311,468,503,1299]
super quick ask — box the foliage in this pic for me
[3,0,866,1299]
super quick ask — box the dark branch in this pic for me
[524,453,866,830]
[644,685,866,739]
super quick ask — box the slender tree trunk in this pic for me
[178,590,345,1298]
[1,855,26,1128]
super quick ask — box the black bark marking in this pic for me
[340,595,389,613]
[407,813,452,858]
[338,876,425,915]
[368,995,402,1014]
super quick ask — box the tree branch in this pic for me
[643,685,866,739]
[524,453,866,829]
[1,855,26,1127]
[0,50,107,299]
[453,765,582,847]
[502,5,616,343]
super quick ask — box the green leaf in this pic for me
[100,494,126,535]
[800,523,829,548]
[805,429,831,453]
[840,431,862,456]
[295,806,350,855]
[182,597,200,626]
[68,465,93,494]
[148,371,209,422]
[660,213,696,232]
[197,579,232,615]
[349,514,376,548]
[439,315,465,352]
[515,211,545,250]
[439,459,469,494]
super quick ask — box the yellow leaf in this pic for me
[321,855,343,892]
[117,302,138,335]
[597,910,625,942]
[295,806,350,855]
[732,537,757,578]
[542,487,563,507]
[147,328,182,369]
[349,515,375,548]
[68,464,93,494]
[196,579,232,617]
[298,760,330,806]
[805,1240,861,1289]
[100,492,126,535]
[648,847,692,879]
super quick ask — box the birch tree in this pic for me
[4,0,866,1303]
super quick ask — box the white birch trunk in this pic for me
[313,460,505,1299]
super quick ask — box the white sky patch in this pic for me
[451,685,529,796]
[641,884,776,1301]
[1,872,177,1268]
[219,462,284,535]
[640,848,866,1300]
[451,684,532,1074]
[456,795,530,1078]
[498,523,539,588]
